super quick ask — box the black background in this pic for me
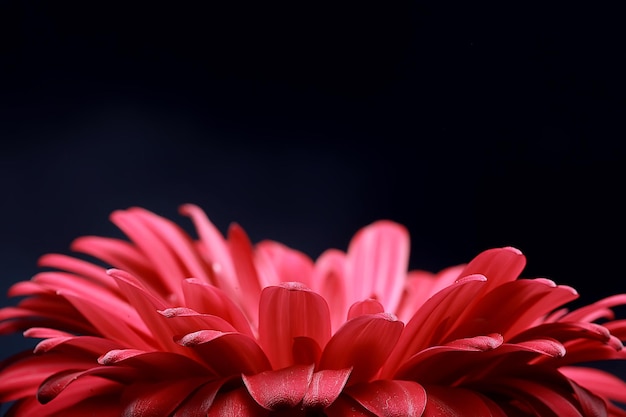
[1,1,625,390]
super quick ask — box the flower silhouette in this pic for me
[1,205,625,416]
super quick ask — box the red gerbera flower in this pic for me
[1,204,625,416]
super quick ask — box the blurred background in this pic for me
[1,0,625,392]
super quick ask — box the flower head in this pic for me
[1,204,625,416]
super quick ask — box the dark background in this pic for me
[1,0,625,394]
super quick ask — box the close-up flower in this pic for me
[1,204,625,416]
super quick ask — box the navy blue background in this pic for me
[1,1,626,403]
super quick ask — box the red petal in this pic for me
[259,283,331,369]
[311,249,348,332]
[346,220,410,314]
[121,378,208,417]
[98,349,210,379]
[561,366,626,404]
[292,336,322,365]
[172,378,234,417]
[457,247,526,289]
[319,313,403,384]
[207,387,269,417]
[346,380,427,417]
[179,204,238,289]
[242,364,314,410]
[347,299,385,320]
[177,330,271,376]
[383,274,487,377]
[302,368,352,409]
[37,367,132,404]
[38,253,120,294]
[227,223,264,325]
[181,278,253,337]
[254,240,315,288]
[422,385,507,417]
[445,278,579,341]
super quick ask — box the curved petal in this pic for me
[346,380,427,417]
[179,204,238,290]
[227,223,263,325]
[383,274,487,377]
[311,249,348,332]
[259,283,331,369]
[207,387,269,417]
[560,366,626,404]
[121,378,208,417]
[172,378,234,417]
[98,349,211,379]
[445,278,579,341]
[345,220,410,314]
[422,385,507,417]
[347,299,385,320]
[319,313,403,384]
[242,364,314,410]
[181,278,253,337]
[302,368,352,409]
[177,330,271,376]
[254,240,315,288]
[37,367,133,404]
[457,247,526,290]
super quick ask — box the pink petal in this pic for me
[158,307,238,334]
[422,385,507,417]
[0,353,96,403]
[258,283,331,369]
[179,204,238,289]
[458,247,526,290]
[302,368,352,409]
[37,367,132,404]
[383,274,487,377]
[311,249,348,332]
[394,268,451,322]
[177,330,271,376]
[71,236,166,295]
[393,334,504,383]
[181,278,253,337]
[242,364,314,410]
[109,208,192,296]
[445,278,579,341]
[254,240,315,288]
[347,299,385,320]
[292,336,322,365]
[58,289,154,351]
[121,378,208,417]
[207,387,269,417]
[37,253,120,294]
[319,313,404,384]
[560,366,626,403]
[98,349,211,379]
[227,223,264,325]
[346,220,410,314]
[172,378,232,417]
[346,380,427,417]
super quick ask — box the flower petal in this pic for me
[242,364,314,410]
[346,220,410,313]
[181,278,253,337]
[207,387,269,417]
[177,330,271,376]
[121,378,209,417]
[383,274,487,377]
[302,368,352,409]
[422,385,507,417]
[259,283,331,369]
[347,299,385,320]
[319,313,403,384]
[254,240,315,288]
[346,380,427,417]
[311,249,348,332]
[457,247,526,289]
